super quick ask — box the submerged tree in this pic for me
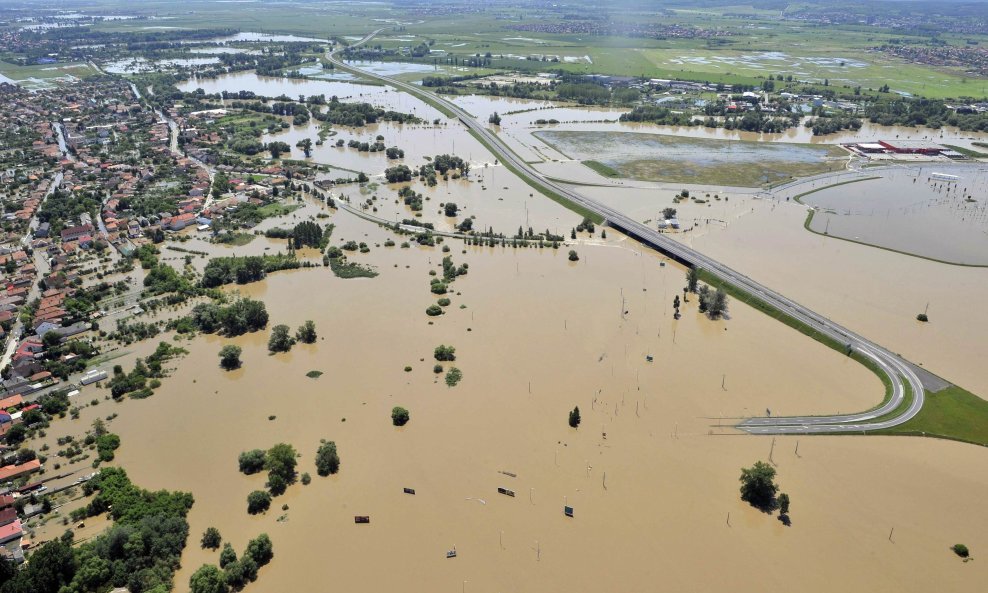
[218,345,242,370]
[739,461,778,509]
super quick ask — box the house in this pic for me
[0,459,41,482]
[60,224,94,242]
[0,520,21,546]
[166,213,197,231]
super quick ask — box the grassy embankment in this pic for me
[878,385,988,447]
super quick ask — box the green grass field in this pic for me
[879,385,988,447]
[74,0,988,100]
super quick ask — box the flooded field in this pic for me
[534,130,848,186]
[801,166,988,265]
[28,204,987,593]
[103,56,220,74]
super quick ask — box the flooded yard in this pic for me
[801,166,988,265]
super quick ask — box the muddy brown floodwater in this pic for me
[48,208,978,593]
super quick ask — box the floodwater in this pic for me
[176,72,390,105]
[103,57,220,74]
[802,166,988,265]
[27,205,986,593]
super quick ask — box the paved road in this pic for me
[329,31,926,434]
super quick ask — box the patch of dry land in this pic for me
[34,204,988,592]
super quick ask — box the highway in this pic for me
[329,31,926,434]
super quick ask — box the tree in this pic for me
[189,564,228,593]
[247,490,272,514]
[444,202,458,217]
[686,268,699,293]
[244,534,274,566]
[568,250,579,261]
[568,406,581,428]
[238,449,266,475]
[739,461,778,509]
[489,112,501,125]
[778,492,790,515]
[267,324,295,353]
[218,345,242,370]
[392,406,410,426]
[952,544,970,558]
[219,543,237,568]
[201,527,222,550]
[662,207,677,220]
[296,320,317,344]
[434,344,456,361]
[265,443,297,486]
[426,304,443,316]
[315,440,340,476]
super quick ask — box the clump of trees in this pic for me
[202,254,300,288]
[697,285,729,318]
[182,298,270,337]
[190,533,273,593]
[7,467,196,593]
[238,443,298,496]
[315,440,340,476]
[385,165,413,183]
[392,406,410,426]
[219,345,242,370]
[434,345,456,361]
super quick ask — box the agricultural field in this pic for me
[536,130,849,187]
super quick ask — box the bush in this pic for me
[433,364,443,374]
[568,250,579,261]
[437,298,451,307]
[301,472,311,485]
[568,406,581,428]
[917,313,929,322]
[201,527,222,550]
[952,544,970,558]
[426,304,443,316]
[315,440,340,476]
[218,345,242,370]
[296,320,317,343]
[238,449,266,475]
[392,406,410,426]
[247,490,272,514]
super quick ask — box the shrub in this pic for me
[218,345,242,370]
[568,250,579,261]
[434,345,456,361]
[437,298,451,307]
[568,406,581,428]
[426,304,443,316]
[238,449,266,475]
[917,313,929,322]
[445,367,462,387]
[392,406,410,426]
[247,490,272,514]
[952,544,970,558]
[267,324,295,353]
[201,527,222,550]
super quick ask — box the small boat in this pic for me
[354,516,370,524]
[497,487,516,497]
[403,487,416,495]
[564,506,574,518]
[446,548,457,559]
